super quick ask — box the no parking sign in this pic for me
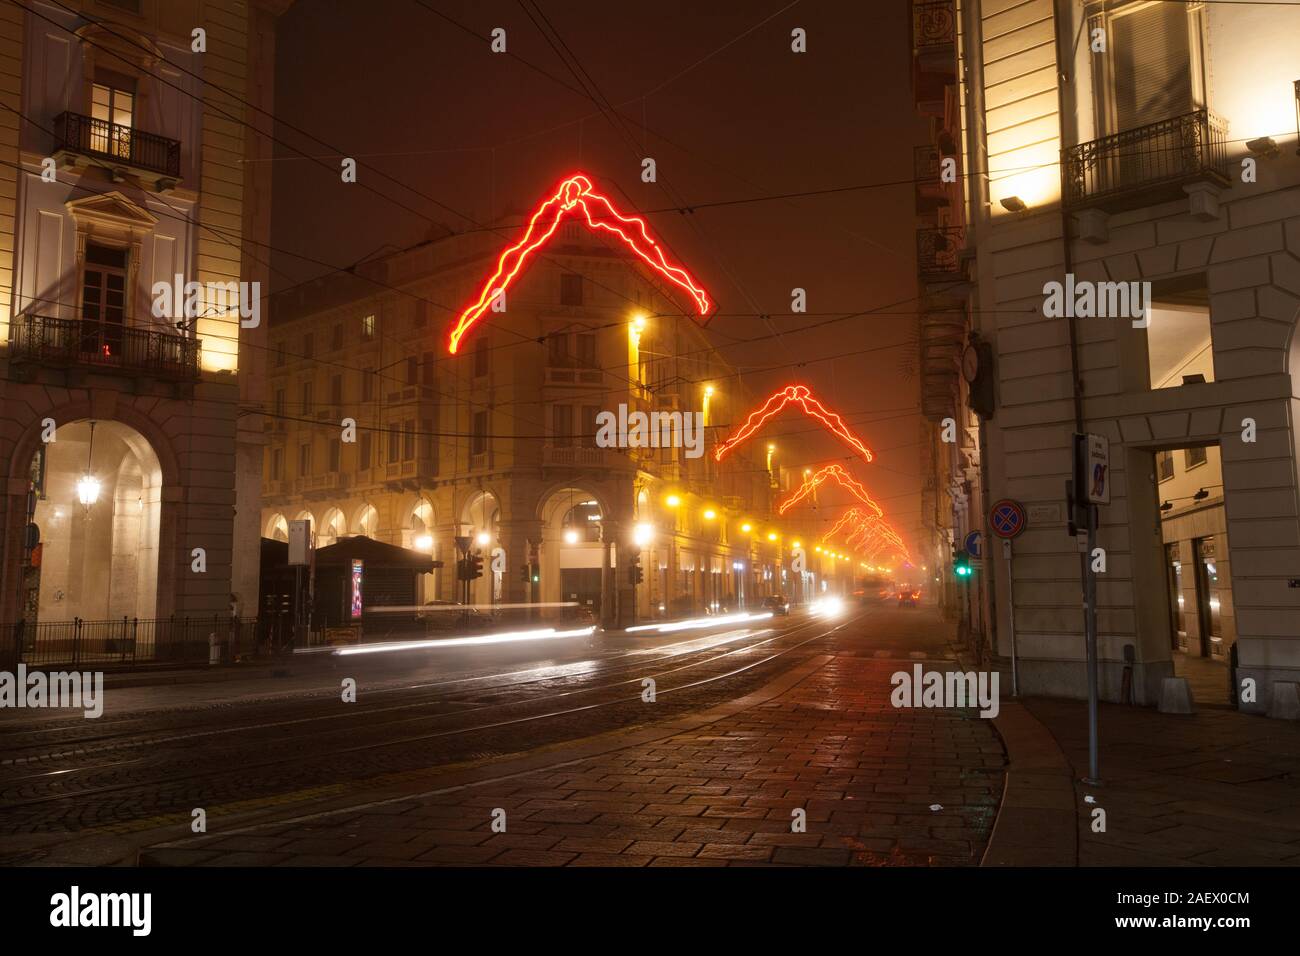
[990,499,1026,539]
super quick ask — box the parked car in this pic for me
[762,594,791,616]
[897,588,920,607]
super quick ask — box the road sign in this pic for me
[964,530,982,559]
[989,499,1026,539]
[1086,433,1110,504]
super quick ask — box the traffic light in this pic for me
[467,552,484,581]
[954,549,972,578]
[627,553,643,586]
[520,563,531,584]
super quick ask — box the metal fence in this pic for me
[9,314,201,380]
[5,617,261,670]
[53,111,182,178]
[1065,108,1230,208]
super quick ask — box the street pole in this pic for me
[1083,502,1101,785]
[1004,537,1019,697]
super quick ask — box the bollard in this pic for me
[1157,676,1195,714]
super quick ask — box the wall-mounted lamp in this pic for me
[1246,136,1280,158]
[1000,195,1028,212]
[1160,500,1173,513]
[1192,488,1209,502]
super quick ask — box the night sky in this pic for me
[269,0,929,551]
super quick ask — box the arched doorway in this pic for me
[265,513,289,542]
[318,507,347,547]
[29,420,163,623]
[539,487,606,616]
[353,503,378,540]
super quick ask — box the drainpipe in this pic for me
[1052,0,1085,435]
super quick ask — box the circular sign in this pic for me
[989,499,1027,539]
[964,530,982,559]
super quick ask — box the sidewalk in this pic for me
[140,645,1007,867]
[1024,695,1300,866]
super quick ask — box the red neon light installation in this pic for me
[820,507,910,563]
[777,464,883,516]
[447,174,712,354]
[714,385,874,463]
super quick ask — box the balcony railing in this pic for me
[8,314,201,380]
[53,111,182,180]
[916,226,966,280]
[912,0,956,51]
[1065,109,1230,211]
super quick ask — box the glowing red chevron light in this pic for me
[713,385,873,463]
[778,464,883,516]
[448,173,711,354]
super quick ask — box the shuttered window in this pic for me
[1112,3,1193,131]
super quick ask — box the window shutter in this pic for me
[1113,4,1192,130]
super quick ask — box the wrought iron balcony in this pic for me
[8,314,200,380]
[52,111,182,183]
[912,0,956,53]
[1065,109,1230,211]
[916,226,966,281]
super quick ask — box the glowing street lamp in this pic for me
[563,528,580,545]
[414,534,434,552]
[476,530,491,547]
[76,421,100,511]
[703,509,717,521]
[665,494,681,508]
[633,523,653,548]
[741,522,753,533]
[767,531,778,542]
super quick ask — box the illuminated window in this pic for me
[81,243,127,337]
[1146,286,1213,390]
[361,313,375,339]
[1185,446,1207,470]
[90,75,134,159]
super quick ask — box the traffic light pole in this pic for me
[1083,502,1101,785]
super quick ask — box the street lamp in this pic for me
[665,494,681,508]
[633,523,653,547]
[76,421,101,512]
[476,530,491,547]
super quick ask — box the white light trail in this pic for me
[332,627,596,656]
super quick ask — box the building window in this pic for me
[407,357,418,385]
[1157,450,1175,482]
[270,447,283,480]
[422,417,436,473]
[576,332,596,368]
[1147,287,1213,390]
[547,332,569,366]
[359,432,372,469]
[330,374,343,407]
[581,405,600,448]
[388,425,401,464]
[361,313,375,339]
[553,405,574,448]
[273,388,285,416]
[81,242,127,329]
[361,367,374,401]
[560,273,584,306]
[1185,446,1208,470]
[331,324,343,350]
[1098,1,1205,135]
[328,438,341,472]
[301,380,313,413]
[299,443,312,477]
[404,419,416,460]
[471,410,488,457]
[90,76,134,159]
